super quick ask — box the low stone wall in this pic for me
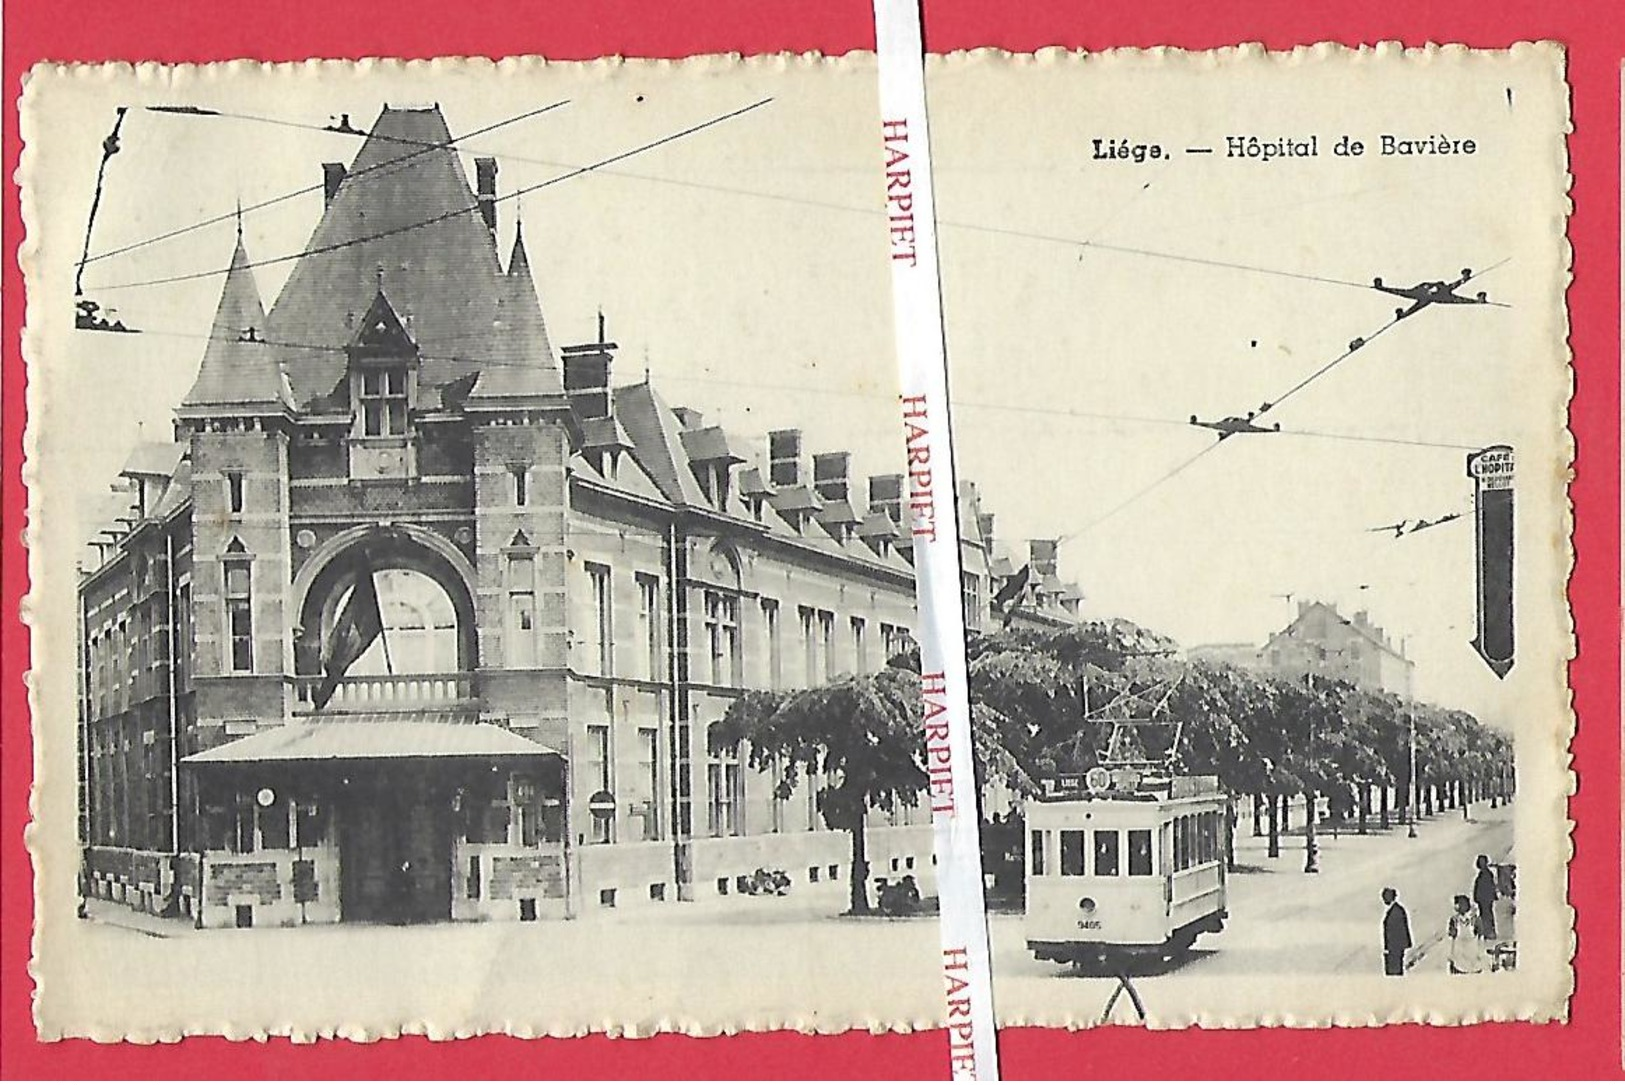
[199,848,341,928]
[83,846,181,918]
[452,842,568,922]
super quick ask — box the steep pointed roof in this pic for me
[612,381,711,506]
[468,226,564,403]
[264,105,504,406]
[180,233,291,414]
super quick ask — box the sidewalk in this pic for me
[82,897,192,939]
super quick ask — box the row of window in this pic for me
[85,586,196,716]
[568,561,913,689]
[1032,828,1156,878]
[1172,810,1225,872]
[1029,813,1227,879]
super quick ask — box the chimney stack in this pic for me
[475,157,499,232]
[813,452,851,502]
[769,429,804,487]
[869,473,903,522]
[1030,539,1059,578]
[322,163,347,205]
[561,318,617,421]
[673,407,705,431]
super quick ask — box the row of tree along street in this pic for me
[715,619,1514,914]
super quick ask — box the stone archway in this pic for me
[292,524,479,676]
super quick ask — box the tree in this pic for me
[712,669,923,915]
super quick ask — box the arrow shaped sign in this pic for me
[1467,444,1515,678]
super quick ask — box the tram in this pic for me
[1025,763,1230,964]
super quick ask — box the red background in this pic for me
[3,2,1620,1078]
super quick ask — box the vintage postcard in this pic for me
[926,44,1573,1027]
[22,44,1571,1044]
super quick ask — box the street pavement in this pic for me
[44,802,1515,1038]
[989,798,1518,1025]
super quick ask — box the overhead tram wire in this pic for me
[118,321,1486,457]
[1051,271,1511,546]
[1253,259,1510,419]
[87,98,774,294]
[82,101,573,268]
[88,100,1484,305]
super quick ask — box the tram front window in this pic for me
[1059,830,1086,876]
[1127,828,1153,876]
[1093,830,1120,876]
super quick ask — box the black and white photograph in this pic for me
[921,45,1571,1026]
[21,46,1571,1040]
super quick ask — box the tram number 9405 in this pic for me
[1077,919,1103,930]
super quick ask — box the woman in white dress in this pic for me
[1448,893,1487,974]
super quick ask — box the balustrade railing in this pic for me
[293,672,475,711]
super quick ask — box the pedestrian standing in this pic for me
[1381,887,1411,975]
[1472,854,1499,940]
[1447,894,1487,974]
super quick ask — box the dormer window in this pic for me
[345,290,421,481]
[358,368,410,437]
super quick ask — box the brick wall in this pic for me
[489,854,564,899]
[208,860,281,905]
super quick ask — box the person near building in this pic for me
[1380,887,1411,975]
[1448,894,1487,974]
[1472,854,1499,940]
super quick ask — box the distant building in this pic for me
[75,105,1076,928]
[1185,643,1261,670]
[1192,600,1414,697]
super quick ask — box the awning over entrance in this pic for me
[183,713,561,765]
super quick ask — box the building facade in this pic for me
[76,105,1068,927]
[1190,600,1414,697]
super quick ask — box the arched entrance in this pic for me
[292,525,479,707]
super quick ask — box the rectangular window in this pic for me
[636,726,660,841]
[761,598,781,689]
[258,802,291,851]
[1059,829,1085,876]
[175,583,193,691]
[226,471,245,514]
[1093,830,1121,876]
[1127,828,1153,876]
[851,616,868,673]
[586,563,612,675]
[707,740,743,838]
[1175,816,1188,870]
[1031,829,1048,877]
[818,611,835,681]
[232,799,256,854]
[703,591,740,686]
[295,803,326,848]
[508,555,536,668]
[511,465,529,507]
[359,368,409,436]
[636,574,662,680]
[224,561,253,673]
[799,606,817,686]
[586,723,613,844]
[961,572,982,631]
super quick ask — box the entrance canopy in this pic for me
[183,713,561,765]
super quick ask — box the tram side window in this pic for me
[1127,829,1153,876]
[1174,816,1186,871]
[1059,830,1085,876]
[1093,830,1120,877]
[1031,829,1047,876]
[1201,812,1215,863]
